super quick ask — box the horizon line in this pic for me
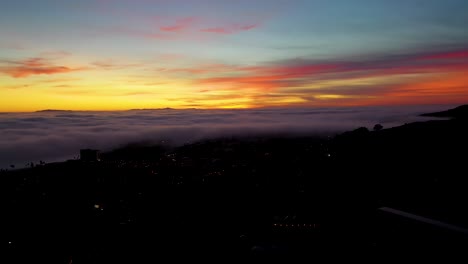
[0,102,463,114]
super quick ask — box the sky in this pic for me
[1,0,468,111]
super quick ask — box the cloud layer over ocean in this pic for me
[0,105,452,169]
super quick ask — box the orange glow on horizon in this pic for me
[2,48,468,112]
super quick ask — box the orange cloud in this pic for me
[2,66,74,78]
[0,57,80,78]
[189,48,468,107]
[387,72,468,97]
[317,70,468,107]
[194,63,343,90]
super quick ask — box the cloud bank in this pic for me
[0,105,453,169]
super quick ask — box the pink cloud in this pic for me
[418,50,468,60]
[0,57,81,78]
[200,24,258,34]
[239,24,257,31]
[96,14,261,40]
[160,17,197,32]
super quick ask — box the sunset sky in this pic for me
[1,0,468,111]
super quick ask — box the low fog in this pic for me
[0,105,452,169]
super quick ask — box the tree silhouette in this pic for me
[373,124,383,131]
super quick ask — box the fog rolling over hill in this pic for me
[0,105,454,169]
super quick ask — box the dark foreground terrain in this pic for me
[3,106,468,262]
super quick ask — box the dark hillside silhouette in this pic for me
[3,105,468,262]
[421,104,468,119]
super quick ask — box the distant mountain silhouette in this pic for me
[128,107,175,111]
[35,109,73,113]
[421,105,468,119]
